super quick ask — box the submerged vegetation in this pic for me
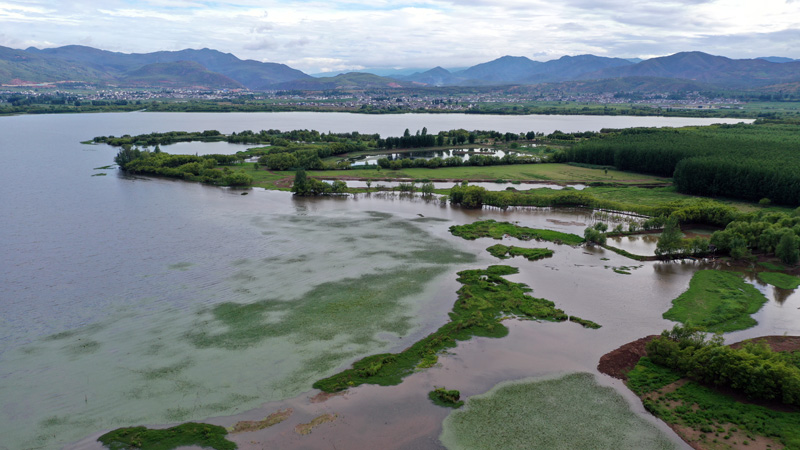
[97,423,235,450]
[313,265,599,393]
[486,244,554,261]
[449,219,583,246]
[429,387,465,408]
[440,373,676,450]
[662,270,768,333]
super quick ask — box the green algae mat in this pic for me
[440,373,677,450]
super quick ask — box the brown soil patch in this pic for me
[730,335,800,353]
[596,335,659,380]
[294,413,338,436]
[230,408,293,433]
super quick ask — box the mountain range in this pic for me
[2,44,799,93]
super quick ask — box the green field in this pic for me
[306,164,668,183]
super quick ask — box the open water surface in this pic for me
[2,112,788,450]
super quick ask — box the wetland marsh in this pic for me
[0,112,795,450]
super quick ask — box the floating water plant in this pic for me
[312,265,600,393]
[486,244,554,261]
[98,423,235,450]
[440,373,676,450]
[449,220,583,246]
[429,387,464,408]
[663,270,768,333]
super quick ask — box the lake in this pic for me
[4,111,792,450]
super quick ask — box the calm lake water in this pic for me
[3,112,788,450]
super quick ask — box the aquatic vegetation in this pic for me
[758,271,800,290]
[758,261,787,271]
[230,409,292,433]
[449,219,583,245]
[663,270,768,332]
[429,387,464,408]
[605,265,642,275]
[628,357,800,449]
[440,373,676,450]
[485,244,553,261]
[313,265,599,393]
[97,422,235,450]
[294,414,337,435]
[568,316,601,329]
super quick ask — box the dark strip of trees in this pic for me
[556,123,800,206]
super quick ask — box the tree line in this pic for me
[646,326,800,407]
[556,123,800,206]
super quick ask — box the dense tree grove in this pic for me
[709,208,800,262]
[556,123,800,206]
[114,147,252,186]
[646,326,800,406]
[290,169,346,195]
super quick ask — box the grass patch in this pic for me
[625,357,684,396]
[440,372,676,450]
[568,316,602,329]
[486,244,554,261]
[758,272,800,290]
[628,358,800,449]
[308,164,667,184]
[312,265,599,393]
[98,422,235,450]
[450,219,583,246]
[429,387,464,408]
[663,270,768,333]
[758,261,787,271]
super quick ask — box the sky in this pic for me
[1,0,799,74]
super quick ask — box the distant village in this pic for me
[0,86,744,111]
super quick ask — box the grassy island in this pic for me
[449,219,584,245]
[312,265,600,393]
[758,272,800,290]
[663,270,768,333]
[428,387,464,408]
[486,244,554,261]
[98,423,235,450]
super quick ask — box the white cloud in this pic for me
[2,0,799,73]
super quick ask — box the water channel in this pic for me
[4,112,792,450]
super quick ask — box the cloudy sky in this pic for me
[1,0,799,73]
